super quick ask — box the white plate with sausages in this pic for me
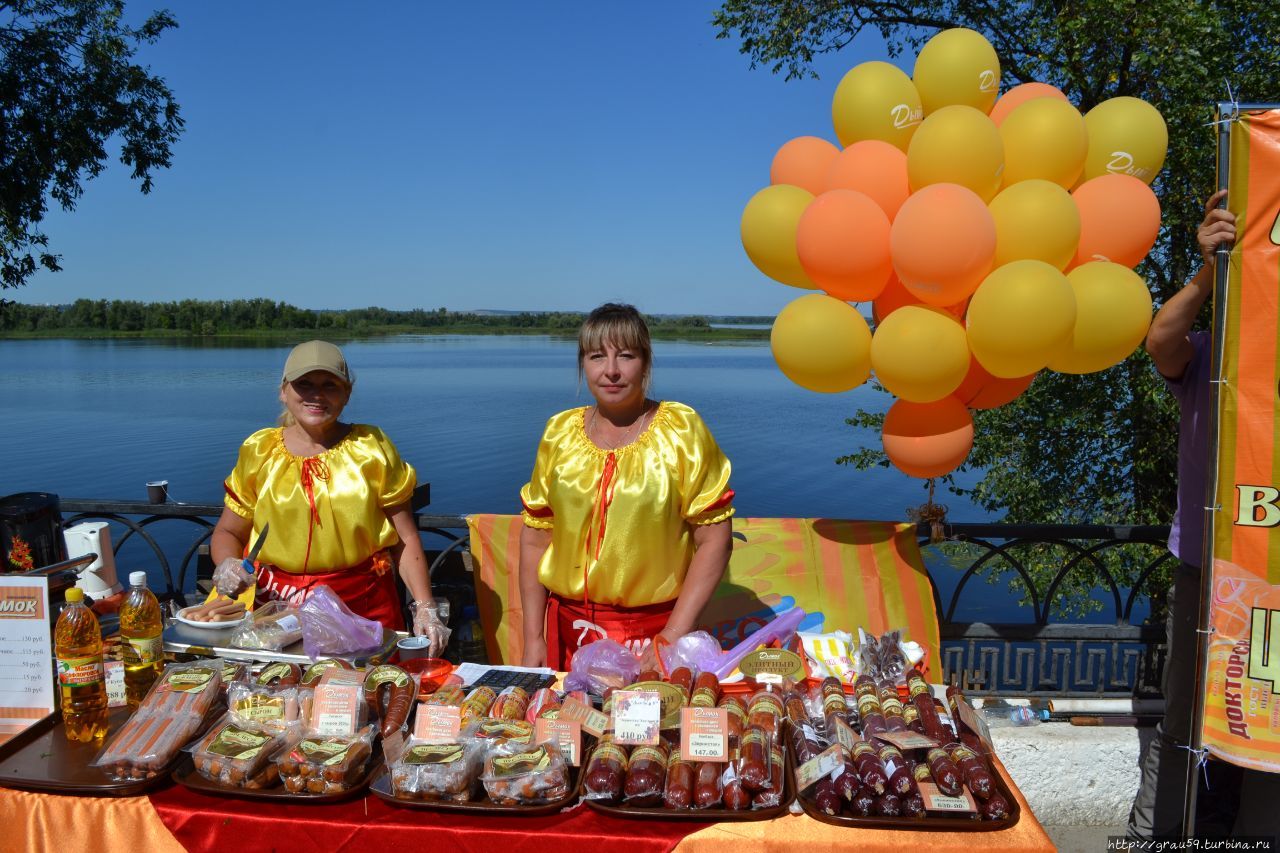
[174,604,251,630]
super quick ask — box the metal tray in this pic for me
[795,759,1021,832]
[162,622,400,668]
[0,707,205,797]
[369,751,584,816]
[171,740,383,804]
[584,746,794,822]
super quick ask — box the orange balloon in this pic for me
[988,82,1070,127]
[952,356,1035,408]
[1072,174,1161,268]
[771,136,842,196]
[890,183,995,306]
[882,397,974,479]
[872,274,967,324]
[796,190,893,301]
[823,140,910,220]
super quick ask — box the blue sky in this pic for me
[15,1,889,315]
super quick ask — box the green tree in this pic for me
[0,0,183,291]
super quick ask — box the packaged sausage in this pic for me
[751,744,785,809]
[460,686,497,726]
[745,690,783,742]
[274,724,376,795]
[389,741,483,802]
[301,658,354,686]
[423,684,465,706]
[480,742,571,806]
[463,718,534,755]
[663,747,693,808]
[623,742,669,806]
[232,602,303,651]
[190,714,289,789]
[363,665,415,738]
[226,683,303,733]
[255,661,302,688]
[583,736,627,801]
[488,685,530,721]
[525,688,560,722]
[92,660,224,781]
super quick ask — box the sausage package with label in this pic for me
[480,741,571,805]
[389,741,484,802]
[226,683,304,733]
[191,714,290,789]
[274,724,376,795]
[231,602,303,651]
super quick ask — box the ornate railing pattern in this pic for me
[56,500,1175,697]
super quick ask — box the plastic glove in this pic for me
[410,600,451,657]
[213,556,255,598]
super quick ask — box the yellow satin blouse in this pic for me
[519,401,734,607]
[223,425,416,573]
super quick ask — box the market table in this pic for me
[0,756,1052,853]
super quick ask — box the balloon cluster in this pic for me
[741,28,1166,479]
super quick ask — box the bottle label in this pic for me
[57,655,104,687]
[122,635,163,666]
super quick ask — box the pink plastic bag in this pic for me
[299,584,384,658]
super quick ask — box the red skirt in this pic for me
[545,594,674,670]
[252,551,405,632]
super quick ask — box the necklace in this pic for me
[589,405,649,450]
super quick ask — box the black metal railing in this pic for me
[52,499,1175,697]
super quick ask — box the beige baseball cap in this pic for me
[282,340,353,384]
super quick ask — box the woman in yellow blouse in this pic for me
[519,304,735,669]
[210,341,447,651]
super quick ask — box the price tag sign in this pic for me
[875,729,939,751]
[793,743,844,793]
[311,678,362,736]
[535,718,582,766]
[679,706,729,762]
[954,698,993,748]
[827,716,856,755]
[413,703,463,743]
[104,660,127,708]
[917,781,978,813]
[0,577,53,744]
[611,689,661,746]
[560,696,609,739]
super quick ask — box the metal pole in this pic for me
[1180,100,1236,839]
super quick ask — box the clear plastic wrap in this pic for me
[480,741,571,805]
[93,660,224,780]
[389,741,484,802]
[462,718,533,755]
[190,714,289,789]
[623,742,669,806]
[274,724,377,794]
[299,584,384,658]
[657,631,724,676]
[583,736,626,801]
[225,683,303,733]
[488,685,529,720]
[232,601,303,651]
[563,639,640,695]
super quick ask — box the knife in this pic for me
[242,523,270,574]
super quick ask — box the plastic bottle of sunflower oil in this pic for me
[54,588,109,742]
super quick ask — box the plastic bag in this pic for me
[563,639,641,695]
[231,601,303,651]
[299,584,384,658]
[657,630,723,675]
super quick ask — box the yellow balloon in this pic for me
[1083,97,1168,185]
[1048,262,1153,374]
[988,179,1080,270]
[907,106,1004,201]
[870,305,970,402]
[967,260,1077,377]
[832,61,923,152]
[912,28,1000,115]
[999,98,1087,189]
[741,185,816,289]
[771,294,872,393]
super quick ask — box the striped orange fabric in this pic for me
[467,515,941,680]
[1203,106,1280,771]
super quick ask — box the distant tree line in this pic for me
[0,298,752,336]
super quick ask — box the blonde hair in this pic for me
[577,303,653,390]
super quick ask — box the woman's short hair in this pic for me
[578,303,653,385]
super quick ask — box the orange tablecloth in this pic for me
[0,757,1052,853]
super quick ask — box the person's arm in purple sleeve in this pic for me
[1146,190,1235,380]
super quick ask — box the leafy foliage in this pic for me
[0,0,183,290]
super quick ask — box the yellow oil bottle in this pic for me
[54,587,108,742]
[119,571,164,707]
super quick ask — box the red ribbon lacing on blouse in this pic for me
[582,450,619,610]
[299,456,330,571]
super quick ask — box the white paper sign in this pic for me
[0,577,54,743]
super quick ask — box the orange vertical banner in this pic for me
[1204,106,1280,771]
